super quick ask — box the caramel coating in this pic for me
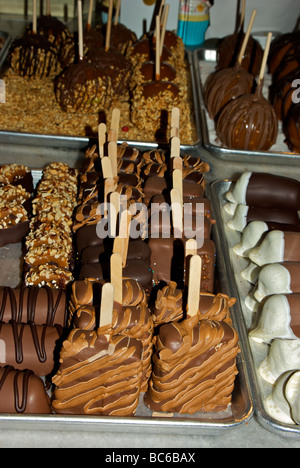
[145,318,239,414]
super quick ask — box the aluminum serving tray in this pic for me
[192,44,300,169]
[0,164,253,435]
[209,179,300,439]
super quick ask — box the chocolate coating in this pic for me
[204,63,254,119]
[284,103,300,153]
[216,84,278,151]
[0,366,51,414]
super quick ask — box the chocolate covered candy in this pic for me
[0,366,52,414]
[249,231,300,266]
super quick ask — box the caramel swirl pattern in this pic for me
[52,330,143,416]
[145,317,239,414]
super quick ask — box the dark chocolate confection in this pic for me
[76,223,104,255]
[0,322,63,377]
[0,220,29,248]
[204,63,254,119]
[217,30,264,77]
[216,83,278,151]
[0,286,67,326]
[268,32,300,74]
[0,366,52,414]
[83,28,104,52]
[142,81,179,99]
[128,37,172,63]
[273,50,300,84]
[9,32,60,79]
[140,61,176,83]
[284,103,300,153]
[246,173,300,211]
[247,206,300,227]
[117,143,142,167]
[107,23,137,54]
[270,69,300,120]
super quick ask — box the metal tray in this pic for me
[209,179,300,439]
[0,30,11,68]
[192,45,300,167]
[0,162,253,434]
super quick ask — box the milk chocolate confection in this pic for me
[284,103,300,153]
[149,237,216,292]
[0,322,63,377]
[0,185,30,208]
[204,63,254,119]
[0,205,29,248]
[249,294,300,344]
[216,83,278,151]
[153,283,235,326]
[52,330,143,416]
[226,172,300,212]
[127,37,173,69]
[217,30,263,77]
[0,366,51,414]
[264,370,300,425]
[273,50,300,84]
[117,143,143,169]
[270,70,299,121]
[249,231,300,266]
[268,32,300,74]
[144,317,239,414]
[9,32,61,79]
[0,286,67,326]
[25,264,74,290]
[106,23,137,55]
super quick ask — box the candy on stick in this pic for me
[204,10,256,119]
[216,33,278,151]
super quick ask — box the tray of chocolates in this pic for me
[193,6,300,164]
[0,3,200,151]
[209,172,300,438]
[0,114,253,434]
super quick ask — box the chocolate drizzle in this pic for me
[0,366,34,413]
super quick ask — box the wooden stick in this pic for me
[110,253,123,305]
[155,15,161,80]
[239,0,246,31]
[100,282,115,331]
[108,141,118,179]
[170,136,180,158]
[105,0,114,51]
[160,3,170,56]
[185,239,198,258]
[87,0,94,32]
[173,168,183,206]
[113,210,131,267]
[114,0,122,26]
[237,9,256,65]
[187,255,202,317]
[102,157,114,180]
[171,107,180,138]
[109,108,120,142]
[32,0,37,34]
[46,0,51,16]
[98,123,107,159]
[172,156,183,172]
[78,0,84,60]
[258,32,273,86]
[171,188,183,238]
[109,191,120,238]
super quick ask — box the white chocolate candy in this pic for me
[249,295,299,344]
[265,371,300,425]
[227,204,249,232]
[224,202,237,216]
[233,221,269,257]
[249,230,285,266]
[226,172,252,205]
[241,262,261,284]
[253,264,293,303]
[259,338,300,385]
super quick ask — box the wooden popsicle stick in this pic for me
[100,282,115,330]
[114,0,122,26]
[118,210,131,267]
[172,156,183,172]
[102,157,114,180]
[239,0,246,31]
[109,108,121,142]
[187,255,202,317]
[185,239,198,257]
[237,9,256,65]
[160,3,170,56]
[110,253,123,305]
[87,0,94,31]
[170,136,180,158]
[108,141,118,179]
[171,188,183,238]
[109,191,120,238]
[258,32,273,86]
[158,0,166,22]
[98,123,107,159]
[46,0,51,16]
[78,0,84,60]
[155,15,161,80]
[105,0,114,51]
[173,168,183,206]
[32,0,37,34]
[171,107,180,138]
